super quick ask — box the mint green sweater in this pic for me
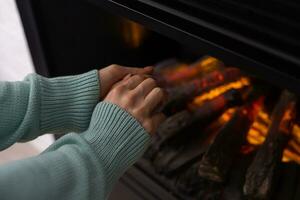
[0,70,150,200]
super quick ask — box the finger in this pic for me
[143,66,154,74]
[144,87,165,113]
[123,73,132,81]
[126,75,146,90]
[122,66,153,75]
[108,66,153,88]
[133,78,157,97]
[111,74,132,89]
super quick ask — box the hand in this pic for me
[99,64,153,99]
[104,74,166,135]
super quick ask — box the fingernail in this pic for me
[144,66,154,71]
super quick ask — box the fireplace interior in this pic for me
[16,0,300,199]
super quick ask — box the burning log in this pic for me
[153,59,185,86]
[163,67,242,114]
[156,109,237,175]
[197,101,260,183]
[222,153,255,200]
[282,124,300,164]
[155,56,224,86]
[243,90,297,200]
[151,89,243,156]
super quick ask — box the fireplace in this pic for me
[16,0,300,199]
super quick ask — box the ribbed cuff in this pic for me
[82,102,151,193]
[38,70,100,134]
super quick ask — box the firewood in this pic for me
[197,104,256,183]
[164,56,224,85]
[243,90,297,200]
[176,161,223,199]
[153,59,182,86]
[148,89,243,159]
[160,89,242,140]
[163,67,242,114]
[158,109,237,175]
[222,153,255,200]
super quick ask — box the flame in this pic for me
[282,125,300,164]
[122,20,147,48]
[246,110,270,146]
[245,108,300,164]
[202,108,237,142]
[279,103,296,134]
[166,57,221,83]
[192,77,250,106]
[219,108,236,123]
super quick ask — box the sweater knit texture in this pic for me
[0,70,150,200]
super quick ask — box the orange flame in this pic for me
[192,77,250,106]
[245,108,300,164]
[165,57,222,83]
[246,109,270,146]
[282,125,300,164]
[219,108,236,124]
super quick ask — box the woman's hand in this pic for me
[104,74,166,135]
[99,64,153,99]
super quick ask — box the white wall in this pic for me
[0,0,54,163]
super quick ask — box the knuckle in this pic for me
[146,78,157,86]
[132,109,142,119]
[115,85,125,92]
[109,64,120,71]
[143,120,153,133]
[123,98,133,108]
[134,74,145,81]
[126,91,137,100]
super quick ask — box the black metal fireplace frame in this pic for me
[15,0,300,199]
[16,0,300,93]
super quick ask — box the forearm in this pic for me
[0,102,150,200]
[0,70,100,150]
[0,134,104,200]
[37,70,100,134]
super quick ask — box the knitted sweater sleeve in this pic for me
[0,70,100,150]
[0,102,150,200]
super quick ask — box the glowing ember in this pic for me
[282,125,300,164]
[219,108,236,124]
[245,108,300,164]
[165,57,222,83]
[246,110,270,146]
[192,77,250,106]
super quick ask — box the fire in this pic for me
[165,57,222,83]
[245,108,300,164]
[202,108,237,140]
[279,103,296,134]
[192,77,250,106]
[246,110,270,146]
[282,125,300,164]
[219,108,236,123]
